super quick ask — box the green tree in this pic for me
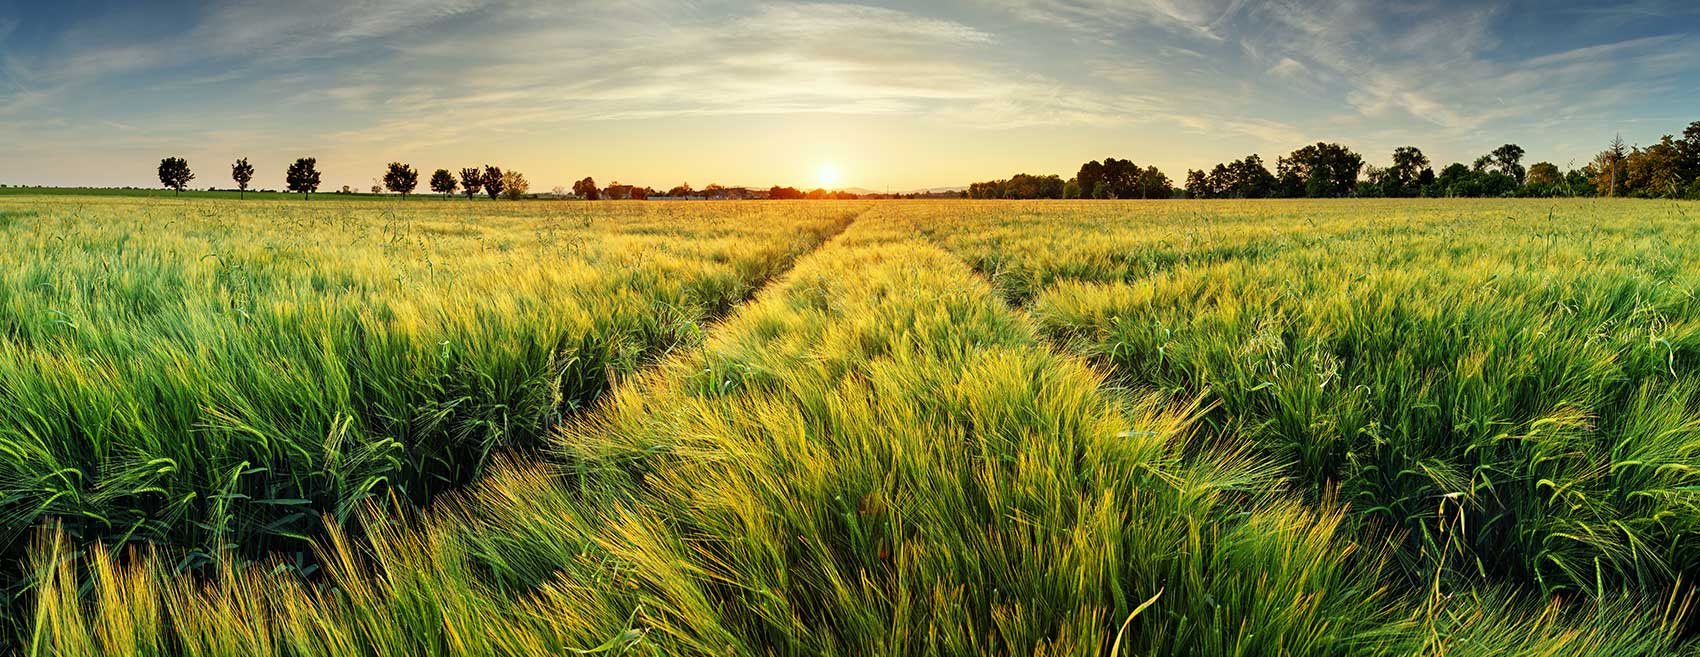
[1490,144,1527,184]
[230,157,253,199]
[1076,160,1105,199]
[1387,146,1431,197]
[1677,121,1700,183]
[157,157,194,195]
[1184,169,1209,199]
[458,168,483,200]
[383,162,419,199]
[1222,155,1274,198]
[573,176,600,200]
[995,173,1065,199]
[285,157,320,198]
[429,169,457,198]
[481,165,504,200]
[1278,143,1362,197]
[1434,163,1473,197]
[1140,166,1173,198]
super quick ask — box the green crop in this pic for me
[10,197,1700,655]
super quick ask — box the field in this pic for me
[4,195,1700,655]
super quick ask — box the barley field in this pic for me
[5,195,1700,655]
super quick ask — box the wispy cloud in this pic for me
[1,0,1697,188]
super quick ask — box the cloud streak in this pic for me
[0,0,1696,188]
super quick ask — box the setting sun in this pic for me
[816,163,842,189]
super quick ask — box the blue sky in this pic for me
[2,0,1697,191]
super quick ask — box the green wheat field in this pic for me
[5,194,1700,655]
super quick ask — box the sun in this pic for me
[816,163,842,189]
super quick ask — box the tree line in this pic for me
[965,119,1700,200]
[157,157,537,200]
[968,158,1176,200]
[154,159,884,201]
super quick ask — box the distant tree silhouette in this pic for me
[1386,146,1432,197]
[1074,158,1159,198]
[573,176,599,200]
[429,169,457,198]
[230,158,254,199]
[1183,170,1208,199]
[286,157,321,198]
[1595,135,1628,197]
[158,157,194,195]
[500,170,528,200]
[481,165,504,200]
[383,162,419,199]
[1276,143,1362,197]
[1491,144,1527,184]
[458,167,483,200]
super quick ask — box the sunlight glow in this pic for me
[817,163,842,189]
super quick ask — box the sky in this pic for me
[2,0,1698,192]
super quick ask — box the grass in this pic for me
[917,199,1700,597]
[7,197,1700,655]
[0,195,857,625]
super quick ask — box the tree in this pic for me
[158,157,194,195]
[667,183,694,197]
[481,165,504,200]
[1278,143,1363,197]
[1005,173,1066,199]
[968,180,1002,199]
[1490,144,1527,184]
[1525,162,1562,188]
[458,168,483,200]
[1677,121,1700,184]
[429,169,457,198]
[285,157,321,198]
[1073,157,1163,199]
[1434,163,1473,197]
[383,162,419,199]
[230,157,254,199]
[500,170,528,200]
[1590,135,1629,197]
[1386,146,1432,197]
[1139,166,1173,199]
[1184,170,1209,199]
[573,176,599,200]
[1076,160,1106,199]
[1565,167,1596,198]
[1623,137,1685,198]
[1215,155,1273,198]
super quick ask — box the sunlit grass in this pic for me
[0,196,857,608]
[919,198,1700,598]
[10,197,1700,655]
